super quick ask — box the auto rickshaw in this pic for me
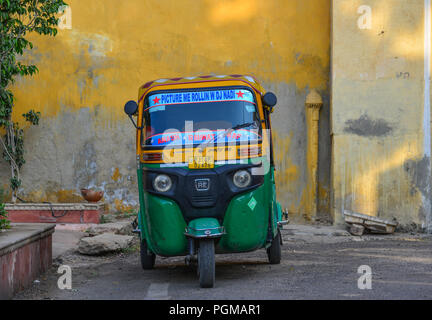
[124,75,287,288]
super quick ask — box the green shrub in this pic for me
[0,188,10,230]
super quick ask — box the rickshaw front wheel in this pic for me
[197,239,215,288]
[267,230,282,264]
[140,239,156,270]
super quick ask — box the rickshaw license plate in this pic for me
[188,156,214,169]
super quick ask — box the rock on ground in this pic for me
[85,221,133,236]
[78,233,134,255]
[349,224,365,236]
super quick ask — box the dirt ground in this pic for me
[14,224,432,300]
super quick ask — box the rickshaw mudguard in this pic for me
[143,192,189,256]
[137,169,188,256]
[185,218,225,238]
[137,168,154,252]
[217,183,270,253]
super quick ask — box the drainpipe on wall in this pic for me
[305,90,323,220]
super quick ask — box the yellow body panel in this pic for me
[140,143,263,164]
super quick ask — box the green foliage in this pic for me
[0,0,67,200]
[22,110,41,125]
[99,214,109,224]
[116,207,138,219]
[0,188,10,230]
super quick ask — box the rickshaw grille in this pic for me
[191,195,216,205]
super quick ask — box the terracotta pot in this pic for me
[80,189,104,203]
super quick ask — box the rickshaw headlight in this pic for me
[153,174,172,193]
[233,170,252,188]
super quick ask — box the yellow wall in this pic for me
[12,0,330,120]
[332,0,431,229]
[1,0,331,216]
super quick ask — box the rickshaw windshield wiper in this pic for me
[199,122,257,152]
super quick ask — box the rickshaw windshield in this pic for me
[142,88,261,147]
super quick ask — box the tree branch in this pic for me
[0,135,19,171]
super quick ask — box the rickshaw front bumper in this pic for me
[184,218,226,239]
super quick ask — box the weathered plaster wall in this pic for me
[0,0,331,216]
[332,0,432,230]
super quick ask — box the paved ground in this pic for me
[52,225,87,259]
[14,224,432,300]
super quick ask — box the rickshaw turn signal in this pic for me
[238,146,262,157]
[142,152,163,162]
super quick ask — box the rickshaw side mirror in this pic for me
[124,100,138,116]
[262,92,277,108]
[124,100,141,129]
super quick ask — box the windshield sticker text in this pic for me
[148,89,254,110]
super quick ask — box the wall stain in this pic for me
[403,156,430,199]
[73,140,97,189]
[111,168,121,182]
[404,156,431,225]
[404,156,431,223]
[344,115,393,137]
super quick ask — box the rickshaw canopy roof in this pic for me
[138,74,266,104]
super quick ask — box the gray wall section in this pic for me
[265,82,308,212]
[0,107,138,211]
[258,81,331,220]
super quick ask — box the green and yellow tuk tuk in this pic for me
[124,75,287,288]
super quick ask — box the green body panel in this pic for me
[270,169,279,239]
[141,191,188,256]
[186,218,224,238]
[136,169,154,252]
[136,159,281,257]
[217,184,269,253]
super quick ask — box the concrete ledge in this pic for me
[0,223,55,299]
[5,203,103,211]
[5,203,105,224]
